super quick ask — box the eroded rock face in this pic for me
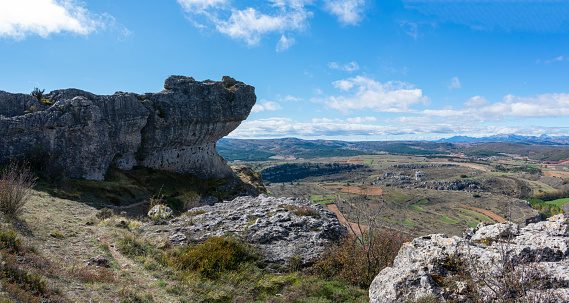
[143,195,347,267]
[0,76,255,180]
[369,214,569,303]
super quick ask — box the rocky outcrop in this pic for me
[369,214,569,302]
[142,194,347,268]
[0,76,255,180]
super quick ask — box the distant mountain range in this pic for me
[218,136,569,162]
[437,135,569,144]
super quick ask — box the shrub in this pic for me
[0,162,37,217]
[313,230,409,287]
[31,88,44,102]
[168,237,256,279]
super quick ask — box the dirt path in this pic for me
[97,234,178,302]
[431,162,491,172]
[457,203,506,223]
[326,204,369,236]
[322,185,383,195]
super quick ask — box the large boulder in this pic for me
[369,214,569,302]
[0,76,255,180]
[144,194,347,267]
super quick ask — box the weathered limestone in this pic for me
[0,76,255,180]
[143,195,347,267]
[369,214,569,302]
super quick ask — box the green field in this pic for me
[363,158,374,164]
[408,204,424,211]
[310,195,336,205]
[456,208,493,222]
[546,198,569,208]
[440,215,460,224]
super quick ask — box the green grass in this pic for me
[310,195,323,201]
[383,190,410,204]
[458,215,480,228]
[407,200,428,211]
[456,208,493,222]
[432,213,460,224]
[488,172,514,176]
[545,198,569,208]
[363,158,374,164]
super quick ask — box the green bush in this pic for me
[168,237,256,279]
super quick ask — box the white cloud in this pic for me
[176,0,227,14]
[281,95,301,102]
[328,61,359,72]
[216,6,311,46]
[323,0,366,26]
[545,56,564,64]
[317,76,427,114]
[463,96,490,107]
[346,116,376,123]
[276,34,295,52]
[251,99,283,113]
[0,0,106,39]
[448,76,461,89]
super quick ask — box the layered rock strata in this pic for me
[0,76,255,180]
[369,214,569,302]
[143,195,347,267]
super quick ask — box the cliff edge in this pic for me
[0,76,255,180]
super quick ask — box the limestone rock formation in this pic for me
[369,214,569,302]
[142,194,347,267]
[0,76,255,180]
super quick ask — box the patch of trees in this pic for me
[529,149,569,162]
[534,189,569,202]
[261,163,364,183]
[217,148,275,161]
[380,144,445,155]
[298,149,370,159]
[494,164,542,175]
[525,197,563,219]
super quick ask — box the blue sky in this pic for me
[1,0,569,141]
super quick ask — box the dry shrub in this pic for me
[313,230,409,287]
[167,237,256,279]
[68,265,116,283]
[0,162,36,217]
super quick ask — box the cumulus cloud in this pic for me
[251,100,283,113]
[346,116,376,123]
[316,76,427,114]
[0,0,107,39]
[176,0,227,14]
[228,115,569,139]
[328,61,359,72]
[177,0,368,49]
[448,76,461,89]
[216,6,311,46]
[323,0,366,26]
[463,96,490,107]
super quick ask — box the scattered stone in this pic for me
[88,256,109,268]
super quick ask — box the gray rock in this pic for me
[369,214,569,303]
[0,76,256,180]
[148,204,174,220]
[143,194,347,267]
